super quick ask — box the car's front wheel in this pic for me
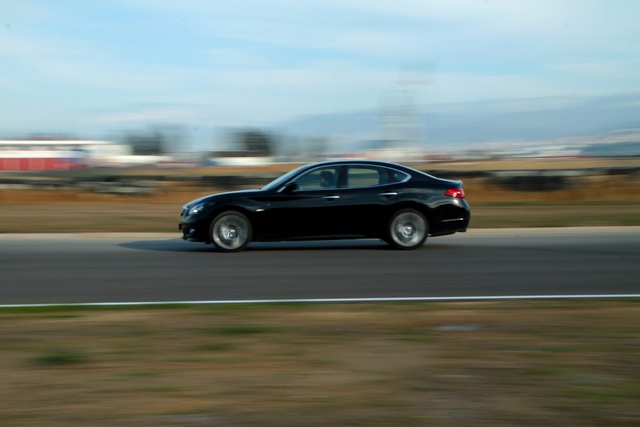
[210,211,253,252]
[386,209,428,250]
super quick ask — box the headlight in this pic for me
[188,203,207,216]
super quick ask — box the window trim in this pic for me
[276,163,412,193]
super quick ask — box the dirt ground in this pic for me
[2,301,640,426]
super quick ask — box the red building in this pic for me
[0,139,113,171]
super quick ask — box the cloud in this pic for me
[1,0,639,136]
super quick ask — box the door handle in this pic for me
[322,195,340,200]
[379,192,398,197]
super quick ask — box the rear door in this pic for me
[338,165,410,235]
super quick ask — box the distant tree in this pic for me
[123,130,164,155]
[121,125,186,155]
[234,130,275,157]
[154,124,186,153]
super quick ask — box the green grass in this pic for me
[0,303,192,315]
[32,348,89,366]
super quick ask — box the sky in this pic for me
[1,0,639,147]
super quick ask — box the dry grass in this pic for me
[1,174,639,233]
[1,301,639,426]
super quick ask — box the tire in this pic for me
[209,211,253,252]
[386,208,428,250]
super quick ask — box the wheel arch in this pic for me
[207,204,255,222]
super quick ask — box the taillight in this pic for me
[444,188,465,198]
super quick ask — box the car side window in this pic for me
[388,169,410,184]
[345,166,408,188]
[295,167,338,190]
[346,167,380,188]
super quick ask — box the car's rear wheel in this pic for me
[386,209,428,250]
[210,211,252,252]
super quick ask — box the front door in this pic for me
[256,166,349,240]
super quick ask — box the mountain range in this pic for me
[279,93,640,156]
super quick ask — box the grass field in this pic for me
[2,301,640,426]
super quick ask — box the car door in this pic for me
[256,166,351,239]
[337,165,410,235]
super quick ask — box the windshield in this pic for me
[261,165,307,191]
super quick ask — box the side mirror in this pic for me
[282,181,299,193]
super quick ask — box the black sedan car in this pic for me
[179,160,470,251]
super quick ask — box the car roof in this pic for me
[305,159,413,170]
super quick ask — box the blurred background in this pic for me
[2,1,639,163]
[1,1,639,229]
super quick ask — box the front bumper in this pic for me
[179,218,210,243]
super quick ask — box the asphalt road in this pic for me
[1,228,639,306]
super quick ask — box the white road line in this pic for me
[1,294,639,309]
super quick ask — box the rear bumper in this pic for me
[429,201,470,236]
[430,217,469,236]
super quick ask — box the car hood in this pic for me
[183,189,263,208]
